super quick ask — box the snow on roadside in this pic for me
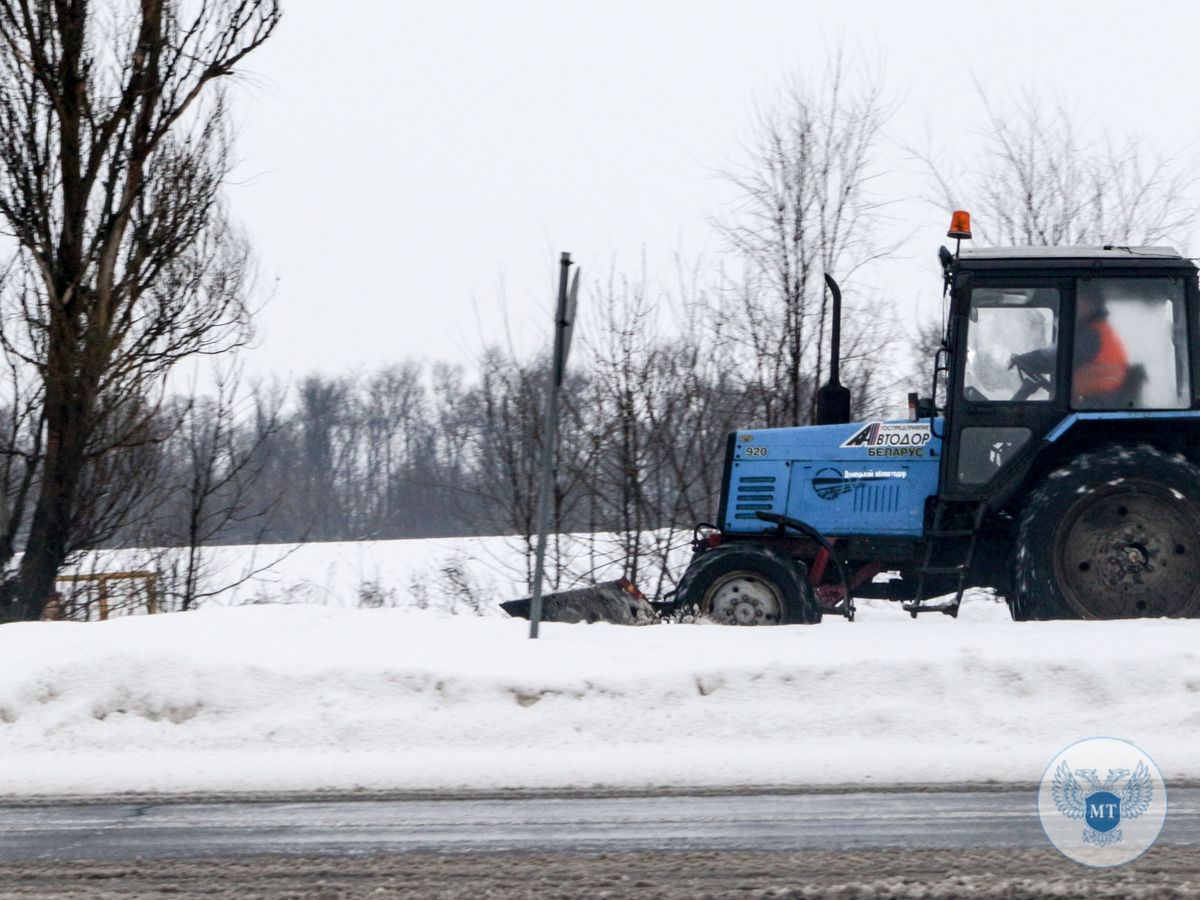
[1,597,1197,797]
[64,531,694,614]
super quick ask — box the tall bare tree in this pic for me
[720,48,892,427]
[585,271,656,585]
[923,87,1199,247]
[0,0,280,620]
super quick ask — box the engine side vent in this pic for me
[734,475,776,519]
[853,483,901,514]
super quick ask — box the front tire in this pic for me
[674,544,821,625]
[1013,445,1200,620]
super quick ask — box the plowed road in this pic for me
[2,788,1199,897]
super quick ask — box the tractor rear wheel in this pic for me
[674,544,821,625]
[1012,445,1200,620]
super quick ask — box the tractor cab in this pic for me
[937,237,1198,504]
[676,212,1200,626]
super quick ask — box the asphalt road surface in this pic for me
[2,788,1200,897]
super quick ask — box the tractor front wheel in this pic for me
[1013,445,1200,620]
[674,544,821,625]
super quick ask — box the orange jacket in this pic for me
[1074,318,1128,397]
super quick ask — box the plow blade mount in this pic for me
[501,578,655,625]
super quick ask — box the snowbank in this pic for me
[1,597,1197,796]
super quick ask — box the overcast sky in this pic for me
[226,0,1200,380]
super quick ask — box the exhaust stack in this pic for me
[815,273,851,426]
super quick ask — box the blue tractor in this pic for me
[674,212,1200,624]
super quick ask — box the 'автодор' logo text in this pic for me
[839,422,931,457]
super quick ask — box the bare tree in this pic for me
[0,350,42,567]
[719,48,893,427]
[581,270,666,587]
[922,87,1200,247]
[162,361,283,609]
[637,279,746,596]
[471,348,549,587]
[0,0,280,620]
[360,362,426,537]
[294,374,355,540]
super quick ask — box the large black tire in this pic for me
[1012,445,1200,620]
[674,544,821,625]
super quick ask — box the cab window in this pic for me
[1071,277,1189,410]
[963,287,1060,403]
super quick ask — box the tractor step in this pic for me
[903,602,960,617]
[909,500,988,619]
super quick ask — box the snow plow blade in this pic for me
[500,578,655,625]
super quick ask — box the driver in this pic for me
[1072,287,1129,401]
[1009,288,1129,404]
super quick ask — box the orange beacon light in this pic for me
[947,210,972,240]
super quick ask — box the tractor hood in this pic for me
[721,419,944,538]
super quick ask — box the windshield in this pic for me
[963,287,1061,402]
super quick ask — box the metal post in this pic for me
[529,252,577,638]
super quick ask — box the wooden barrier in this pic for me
[46,570,159,621]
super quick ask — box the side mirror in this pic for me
[908,392,936,421]
[938,245,954,272]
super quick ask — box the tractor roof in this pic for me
[961,246,1182,260]
[952,245,1196,273]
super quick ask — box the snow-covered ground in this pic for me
[2,565,1198,797]
[58,531,692,616]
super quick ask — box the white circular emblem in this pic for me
[1038,737,1167,867]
